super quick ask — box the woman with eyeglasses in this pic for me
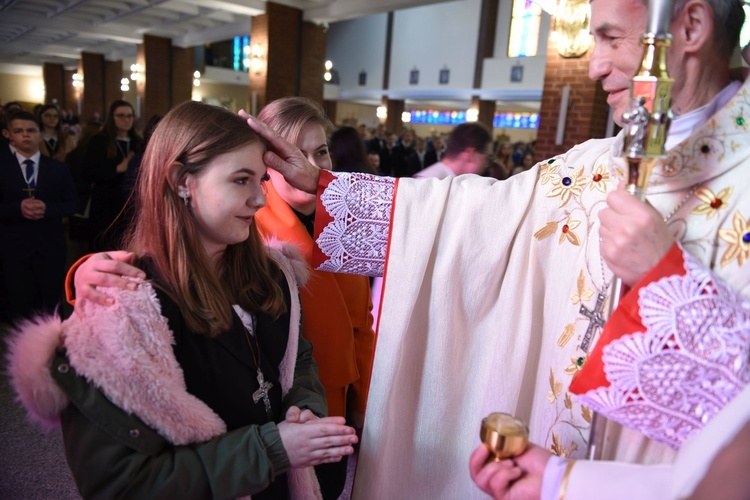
[37,104,76,163]
[83,100,143,252]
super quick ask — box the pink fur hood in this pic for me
[6,241,310,444]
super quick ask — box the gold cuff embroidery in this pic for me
[558,459,577,500]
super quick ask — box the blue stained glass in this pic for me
[407,110,539,129]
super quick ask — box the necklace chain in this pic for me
[662,182,701,223]
[238,311,262,369]
[115,138,130,159]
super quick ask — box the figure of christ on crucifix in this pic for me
[253,369,274,419]
[579,291,608,353]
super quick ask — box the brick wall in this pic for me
[172,46,194,107]
[250,2,326,111]
[104,60,122,112]
[534,35,609,161]
[143,34,172,118]
[266,2,300,103]
[64,69,77,114]
[81,52,105,122]
[249,15,269,112]
[43,62,65,106]
[299,22,326,105]
[385,99,404,134]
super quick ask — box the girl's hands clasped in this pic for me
[278,406,357,468]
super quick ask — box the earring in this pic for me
[178,187,190,206]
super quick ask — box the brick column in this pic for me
[143,34,171,119]
[299,22,326,106]
[249,2,326,112]
[534,31,608,160]
[104,60,123,112]
[43,62,65,107]
[172,46,195,107]
[385,99,404,134]
[64,69,78,115]
[474,96,496,133]
[134,36,194,120]
[81,52,106,122]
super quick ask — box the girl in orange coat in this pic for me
[255,98,375,499]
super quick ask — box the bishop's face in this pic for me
[588,0,650,125]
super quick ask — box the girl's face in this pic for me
[41,108,60,131]
[500,143,512,157]
[184,142,268,261]
[269,122,330,214]
[112,105,134,134]
[523,154,535,168]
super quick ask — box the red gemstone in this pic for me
[710,198,722,209]
[592,173,602,182]
[562,225,569,233]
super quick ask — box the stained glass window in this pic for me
[508,0,542,58]
[407,110,539,129]
[233,35,250,72]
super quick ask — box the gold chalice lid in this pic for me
[480,412,529,462]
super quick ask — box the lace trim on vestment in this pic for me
[575,250,750,448]
[316,172,394,276]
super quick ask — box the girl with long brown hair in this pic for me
[61,95,375,500]
[7,101,356,499]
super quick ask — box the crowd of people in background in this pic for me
[355,121,536,180]
[0,96,536,324]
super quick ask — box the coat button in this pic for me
[129,429,140,438]
[57,363,70,374]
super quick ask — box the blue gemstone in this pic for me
[562,177,572,186]
[743,232,750,244]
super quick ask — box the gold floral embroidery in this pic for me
[581,406,593,424]
[718,211,750,267]
[534,221,559,241]
[546,167,588,207]
[565,356,586,376]
[558,217,581,245]
[588,163,610,192]
[734,115,747,131]
[539,161,560,185]
[557,323,576,348]
[570,270,593,305]
[548,368,563,403]
[564,393,573,410]
[550,432,579,457]
[692,186,732,219]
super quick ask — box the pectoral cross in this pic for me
[579,292,607,353]
[252,369,273,419]
[22,185,35,198]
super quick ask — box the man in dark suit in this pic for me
[0,111,79,319]
[391,130,415,178]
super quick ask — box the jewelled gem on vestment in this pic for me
[562,177,572,186]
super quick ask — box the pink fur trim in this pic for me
[266,238,311,287]
[288,467,323,500]
[5,316,68,430]
[265,244,306,397]
[65,281,226,445]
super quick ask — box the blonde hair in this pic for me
[127,101,284,336]
[258,97,332,144]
